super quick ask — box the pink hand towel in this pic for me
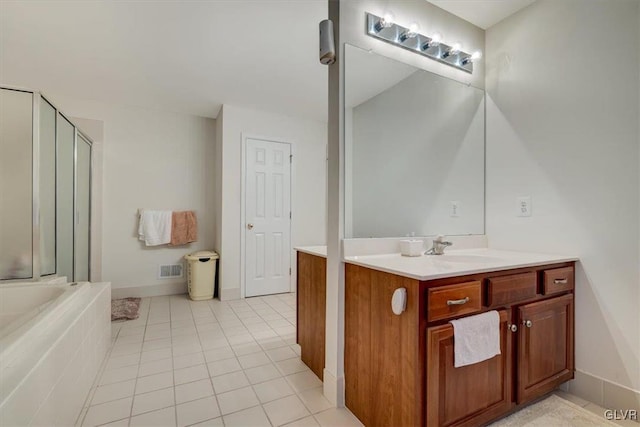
[170,211,197,246]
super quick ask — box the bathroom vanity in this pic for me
[343,249,577,427]
[295,247,327,380]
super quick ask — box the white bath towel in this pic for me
[138,210,172,246]
[449,310,501,368]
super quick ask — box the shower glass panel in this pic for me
[0,89,33,280]
[39,98,56,275]
[57,114,75,281]
[75,134,91,282]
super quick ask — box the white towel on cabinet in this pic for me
[449,310,501,368]
[138,210,172,246]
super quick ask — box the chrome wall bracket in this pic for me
[365,12,475,74]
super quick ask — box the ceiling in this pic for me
[427,0,536,29]
[0,1,534,123]
[0,0,328,121]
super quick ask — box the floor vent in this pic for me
[158,263,183,279]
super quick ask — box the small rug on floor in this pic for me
[111,297,141,321]
[490,394,616,426]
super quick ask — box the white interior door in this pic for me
[245,138,291,297]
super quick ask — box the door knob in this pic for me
[247,223,254,230]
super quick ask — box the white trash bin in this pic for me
[184,250,219,301]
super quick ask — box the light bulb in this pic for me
[450,42,462,54]
[382,12,395,27]
[374,11,395,32]
[407,22,420,38]
[400,21,420,42]
[430,32,443,46]
[471,50,483,61]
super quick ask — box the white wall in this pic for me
[327,0,486,405]
[54,97,216,295]
[215,104,327,300]
[486,0,640,399]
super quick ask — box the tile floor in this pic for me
[77,293,363,427]
[77,293,637,427]
[552,391,639,427]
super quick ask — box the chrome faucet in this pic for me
[425,235,452,255]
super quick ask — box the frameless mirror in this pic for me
[345,44,485,238]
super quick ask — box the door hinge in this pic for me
[289,268,292,275]
[289,154,293,163]
[289,211,292,219]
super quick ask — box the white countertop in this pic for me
[344,248,578,281]
[295,245,327,258]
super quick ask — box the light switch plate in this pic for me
[517,196,532,217]
[450,201,461,217]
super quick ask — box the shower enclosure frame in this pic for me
[1,84,93,282]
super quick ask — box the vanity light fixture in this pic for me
[443,42,462,58]
[366,12,481,74]
[429,31,442,46]
[374,11,395,32]
[461,51,483,66]
[421,32,442,50]
[399,22,420,42]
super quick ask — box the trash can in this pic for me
[184,250,219,301]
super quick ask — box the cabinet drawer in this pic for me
[427,281,482,322]
[487,272,537,307]
[543,267,574,295]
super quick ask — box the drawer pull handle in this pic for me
[554,278,568,284]
[447,297,470,306]
[523,320,533,328]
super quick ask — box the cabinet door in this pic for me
[426,310,513,427]
[517,294,574,404]
[296,252,326,380]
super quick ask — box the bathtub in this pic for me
[0,279,111,426]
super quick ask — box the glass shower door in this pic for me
[39,97,56,275]
[0,89,33,280]
[57,114,75,281]
[74,133,91,282]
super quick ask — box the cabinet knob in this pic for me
[523,320,533,328]
[508,323,518,333]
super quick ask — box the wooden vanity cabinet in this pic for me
[344,261,576,427]
[296,251,326,380]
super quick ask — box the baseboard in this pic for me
[323,369,345,407]
[566,369,640,413]
[220,287,241,301]
[111,282,187,299]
